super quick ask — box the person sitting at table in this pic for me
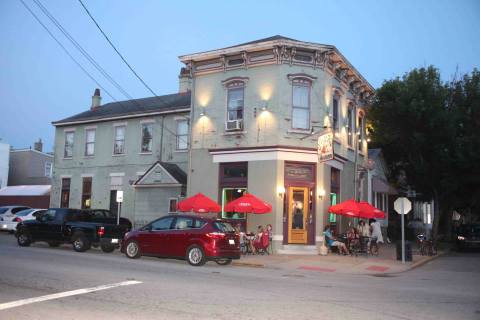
[251,225,264,254]
[323,225,349,255]
[358,220,370,237]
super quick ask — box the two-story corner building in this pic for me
[50,35,374,253]
[50,89,191,227]
[180,35,374,253]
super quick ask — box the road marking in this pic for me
[366,265,390,272]
[0,280,142,311]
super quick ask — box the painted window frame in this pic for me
[84,128,96,156]
[291,78,311,130]
[332,93,340,133]
[347,104,354,147]
[140,123,153,153]
[81,177,92,209]
[64,131,74,158]
[168,198,178,213]
[113,125,126,155]
[44,162,52,177]
[226,82,245,122]
[176,119,189,150]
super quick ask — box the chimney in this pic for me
[178,67,192,93]
[34,138,43,152]
[91,88,101,110]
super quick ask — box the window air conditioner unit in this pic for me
[225,119,243,131]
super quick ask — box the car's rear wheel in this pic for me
[17,230,31,247]
[215,258,232,266]
[186,245,206,266]
[125,241,141,259]
[101,243,115,253]
[71,232,91,252]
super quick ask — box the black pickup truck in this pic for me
[15,208,132,253]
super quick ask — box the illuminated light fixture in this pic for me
[260,100,268,111]
[237,189,243,193]
[356,131,361,136]
[277,186,286,197]
[348,132,352,136]
[318,189,326,200]
[367,138,371,142]
[199,109,206,117]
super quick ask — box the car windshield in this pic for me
[0,207,8,214]
[213,221,235,232]
[16,209,35,216]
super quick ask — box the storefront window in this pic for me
[329,193,337,223]
[221,188,246,220]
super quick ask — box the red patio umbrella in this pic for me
[176,192,221,213]
[358,201,386,219]
[328,199,361,218]
[224,193,272,214]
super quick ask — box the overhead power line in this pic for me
[77,0,158,97]
[18,0,118,101]
[32,0,134,100]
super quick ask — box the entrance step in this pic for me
[277,245,318,255]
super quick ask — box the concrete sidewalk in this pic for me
[232,244,443,275]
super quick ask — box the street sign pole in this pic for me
[401,200,405,264]
[116,190,124,225]
[117,202,121,225]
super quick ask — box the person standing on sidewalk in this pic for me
[369,219,384,244]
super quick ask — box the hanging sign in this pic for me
[318,131,334,162]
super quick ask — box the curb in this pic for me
[232,261,265,268]
[409,250,447,270]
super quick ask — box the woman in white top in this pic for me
[369,219,384,243]
[358,220,370,237]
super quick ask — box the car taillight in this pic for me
[13,217,22,223]
[98,226,105,237]
[206,232,226,239]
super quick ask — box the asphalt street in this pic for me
[0,232,479,320]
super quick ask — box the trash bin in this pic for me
[396,240,412,261]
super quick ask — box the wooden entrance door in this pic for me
[288,187,308,244]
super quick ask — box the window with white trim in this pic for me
[347,104,354,147]
[226,83,244,121]
[358,113,365,151]
[176,120,189,150]
[292,80,310,130]
[44,162,52,177]
[332,95,340,132]
[113,126,126,155]
[85,129,95,156]
[141,123,153,153]
[64,131,74,158]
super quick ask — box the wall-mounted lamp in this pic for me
[199,109,206,117]
[261,100,268,111]
[318,188,326,200]
[367,138,371,143]
[277,186,286,198]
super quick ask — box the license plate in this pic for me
[229,239,235,245]
[2,224,7,229]
[111,238,119,244]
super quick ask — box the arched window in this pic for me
[222,77,249,125]
[332,92,341,133]
[358,111,365,151]
[347,103,354,147]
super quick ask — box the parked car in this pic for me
[15,208,132,253]
[121,214,240,266]
[0,208,46,232]
[0,206,31,232]
[456,224,480,250]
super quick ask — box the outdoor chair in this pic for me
[323,234,340,255]
[253,231,270,255]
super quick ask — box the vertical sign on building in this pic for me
[318,130,334,162]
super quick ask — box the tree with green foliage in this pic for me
[369,66,480,240]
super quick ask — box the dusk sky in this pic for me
[1,0,479,152]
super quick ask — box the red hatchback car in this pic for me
[121,214,240,266]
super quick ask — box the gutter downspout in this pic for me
[353,104,358,201]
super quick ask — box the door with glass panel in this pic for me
[288,187,308,244]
